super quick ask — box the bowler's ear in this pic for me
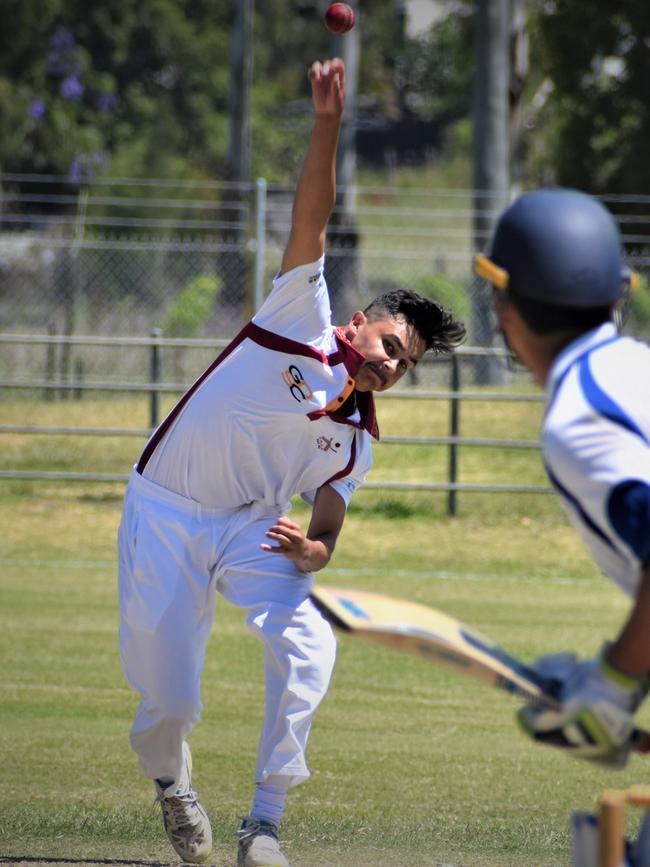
[343,310,368,342]
[341,310,367,343]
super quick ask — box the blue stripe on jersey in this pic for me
[578,355,649,443]
[544,462,617,551]
[607,480,650,563]
[545,334,648,563]
[546,334,620,416]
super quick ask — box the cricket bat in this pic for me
[310,584,650,753]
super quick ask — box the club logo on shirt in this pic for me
[316,435,340,453]
[282,364,314,402]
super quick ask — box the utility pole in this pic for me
[509,0,529,199]
[223,0,254,321]
[472,0,511,384]
[227,0,253,181]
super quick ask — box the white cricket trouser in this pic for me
[118,469,337,790]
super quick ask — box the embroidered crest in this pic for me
[316,436,341,453]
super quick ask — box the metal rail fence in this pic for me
[0,332,548,515]
[3,176,648,512]
[3,175,649,380]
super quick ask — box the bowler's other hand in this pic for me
[309,58,345,118]
[261,516,311,570]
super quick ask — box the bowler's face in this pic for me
[351,315,425,392]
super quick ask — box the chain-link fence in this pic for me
[1,174,650,387]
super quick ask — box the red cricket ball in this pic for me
[324,2,356,34]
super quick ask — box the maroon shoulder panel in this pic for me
[136,320,377,474]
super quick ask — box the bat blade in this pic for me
[310,585,650,754]
[310,584,556,708]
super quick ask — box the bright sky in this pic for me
[405,0,444,37]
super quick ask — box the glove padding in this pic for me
[518,649,648,769]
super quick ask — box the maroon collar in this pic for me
[307,329,379,440]
[332,327,365,375]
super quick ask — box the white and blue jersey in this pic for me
[544,322,650,597]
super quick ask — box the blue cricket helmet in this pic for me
[474,188,632,307]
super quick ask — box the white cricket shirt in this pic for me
[139,258,375,512]
[544,322,650,596]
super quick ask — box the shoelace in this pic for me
[158,791,202,832]
[237,819,278,843]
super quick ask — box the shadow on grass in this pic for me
[348,496,427,520]
[0,858,171,866]
[77,491,124,504]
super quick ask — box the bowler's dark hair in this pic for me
[506,289,613,336]
[364,289,466,354]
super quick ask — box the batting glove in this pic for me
[517,647,648,768]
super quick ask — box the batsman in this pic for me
[117,56,465,867]
[475,189,650,768]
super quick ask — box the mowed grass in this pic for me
[1,394,648,866]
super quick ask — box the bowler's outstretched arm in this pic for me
[280,58,346,276]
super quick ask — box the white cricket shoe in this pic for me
[237,817,291,867]
[154,741,213,864]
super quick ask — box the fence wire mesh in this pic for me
[1,174,650,389]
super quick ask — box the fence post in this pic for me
[253,177,267,313]
[150,327,162,429]
[447,353,461,516]
[45,322,56,401]
[73,358,84,400]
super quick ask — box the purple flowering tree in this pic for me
[15,24,120,183]
[60,74,84,102]
[1,3,235,185]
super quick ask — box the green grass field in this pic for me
[2,394,649,867]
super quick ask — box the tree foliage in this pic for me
[0,0,474,185]
[531,0,650,193]
[3,0,647,195]
[159,273,222,336]
[395,12,473,123]
[0,0,233,181]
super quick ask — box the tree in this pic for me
[0,0,233,182]
[0,0,479,187]
[531,0,650,194]
[394,8,473,125]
